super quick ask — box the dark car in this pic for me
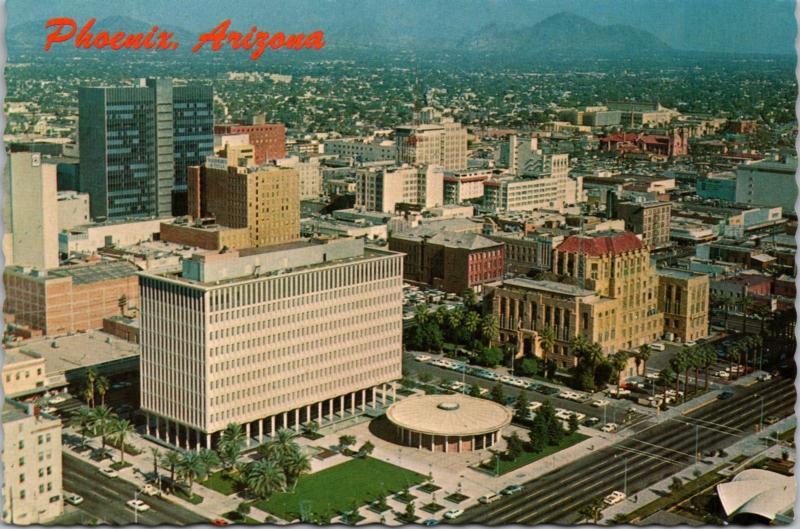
[500,484,523,496]
[584,417,600,427]
[717,391,734,400]
[422,519,439,526]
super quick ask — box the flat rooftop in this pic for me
[503,277,597,297]
[13,331,139,377]
[6,260,139,284]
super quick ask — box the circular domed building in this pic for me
[386,394,512,453]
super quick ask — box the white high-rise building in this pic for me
[500,135,570,179]
[276,155,323,200]
[356,164,444,213]
[139,237,404,448]
[7,152,59,269]
[395,109,467,171]
[735,155,798,214]
[2,399,63,525]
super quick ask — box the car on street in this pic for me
[443,509,464,520]
[126,499,150,512]
[584,417,600,427]
[538,386,559,396]
[718,391,734,400]
[479,493,501,504]
[527,401,542,412]
[140,484,162,497]
[49,394,68,404]
[500,484,523,495]
[685,341,697,347]
[603,490,626,506]
[650,343,666,351]
[601,423,618,433]
[98,467,119,478]
[500,375,514,384]
[415,355,431,362]
[422,519,439,526]
[65,493,84,506]
[591,399,610,408]
[210,519,231,526]
[764,415,780,425]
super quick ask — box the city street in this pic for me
[455,376,795,525]
[62,454,207,526]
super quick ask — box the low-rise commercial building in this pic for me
[657,269,710,343]
[159,219,250,251]
[2,350,47,398]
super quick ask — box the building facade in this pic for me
[214,119,286,164]
[79,78,213,219]
[611,199,672,250]
[355,164,444,213]
[443,169,491,204]
[657,269,710,343]
[139,238,404,448]
[735,155,798,214]
[2,400,63,525]
[395,117,467,171]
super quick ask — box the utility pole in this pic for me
[694,424,699,464]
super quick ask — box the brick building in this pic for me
[657,269,710,343]
[160,219,250,251]
[3,261,139,335]
[214,120,285,164]
[389,231,504,293]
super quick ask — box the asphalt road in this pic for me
[402,353,641,426]
[455,376,795,525]
[63,453,207,526]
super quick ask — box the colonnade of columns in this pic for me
[394,426,498,453]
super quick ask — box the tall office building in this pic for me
[2,399,63,525]
[79,78,213,220]
[395,108,467,171]
[355,164,444,213]
[139,237,404,449]
[7,152,59,270]
[188,156,300,248]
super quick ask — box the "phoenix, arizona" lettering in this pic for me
[43,18,326,59]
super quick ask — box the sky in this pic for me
[6,0,798,55]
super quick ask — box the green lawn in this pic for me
[202,470,238,496]
[253,457,425,521]
[482,433,588,475]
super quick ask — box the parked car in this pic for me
[601,423,618,433]
[500,484,523,496]
[140,484,162,497]
[422,519,440,526]
[603,490,626,506]
[591,399,610,408]
[479,493,501,504]
[443,509,464,520]
[584,417,600,427]
[49,395,68,404]
[758,373,773,382]
[65,494,84,506]
[764,415,780,425]
[126,499,150,512]
[650,343,666,351]
[415,355,431,362]
[717,391,734,400]
[98,467,118,478]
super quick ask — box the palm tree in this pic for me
[659,366,676,393]
[218,423,245,473]
[283,447,311,491]
[413,304,430,327]
[669,352,685,396]
[89,405,116,455]
[480,314,499,345]
[82,385,95,408]
[177,450,208,496]
[636,344,652,377]
[260,428,298,465]
[86,368,97,399]
[246,459,286,499]
[739,296,755,335]
[681,347,696,398]
[538,326,555,367]
[161,450,182,484]
[464,311,480,336]
[221,422,245,447]
[611,350,629,396]
[96,376,110,407]
[150,447,161,478]
[110,418,134,464]
[198,448,221,475]
[71,406,94,449]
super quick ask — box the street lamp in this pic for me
[615,454,628,498]
[133,489,139,525]
[756,394,765,431]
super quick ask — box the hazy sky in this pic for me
[7,0,797,55]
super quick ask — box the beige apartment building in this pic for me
[2,400,63,525]
[611,199,672,250]
[188,156,300,248]
[395,112,468,171]
[2,351,47,398]
[552,231,663,351]
[356,164,444,213]
[658,269,710,343]
[139,237,404,449]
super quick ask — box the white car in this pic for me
[430,359,447,367]
[685,341,697,347]
[49,395,68,404]
[444,509,464,519]
[603,490,626,506]
[478,493,501,504]
[527,401,542,412]
[650,342,666,351]
[758,373,773,381]
[98,467,118,478]
[126,499,150,512]
[601,423,618,432]
[500,375,514,384]
[139,484,161,497]
[591,399,610,408]
[451,382,466,391]
[65,493,84,506]
[415,355,431,362]
[717,371,730,379]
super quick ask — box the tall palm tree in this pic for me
[283,447,311,491]
[110,418,134,464]
[611,350,629,396]
[701,346,716,390]
[150,447,161,478]
[85,367,97,407]
[464,311,480,336]
[260,428,298,465]
[413,304,430,327]
[636,344,652,377]
[161,450,182,484]
[480,314,499,345]
[578,498,605,524]
[218,423,245,473]
[177,450,208,496]
[198,449,221,475]
[71,406,94,449]
[221,423,245,447]
[669,352,685,396]
[659,366,676,393]
[538,326,555,367]
[82,385,95,408]
[246,459,286,499]
[96,376,110,407]
[739,296,754,335]
[89,405,116,455]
